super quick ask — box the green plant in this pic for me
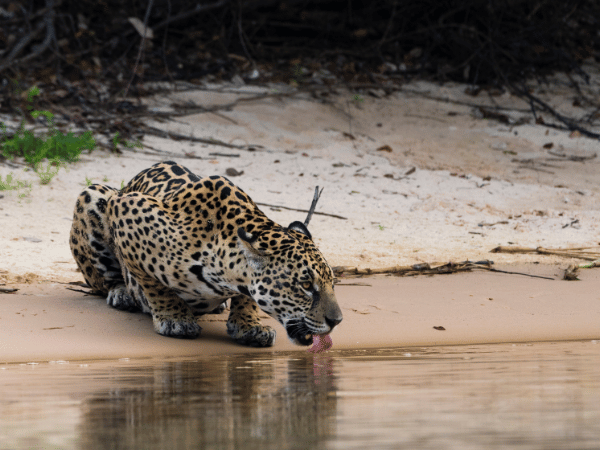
[84,176,93,186]
[120,179,126,189]
[0,85,96,184]
[0,173,30,192]
[36,159,64,185]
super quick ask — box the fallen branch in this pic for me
[491,245,600,261]
[0,287,19,293]
[402,88,531,114]
[333,260,555,280]
[0,0,61,73]
[478,220,509,227]
[143,125,250,149]
[547,150,597,162]
[334,260,491,277]
[65,287,103,295]
[146,91,303,120]
[209,152,240,158]
[256,202,347,220]
[514,84,600,140]
[485,268,554,280]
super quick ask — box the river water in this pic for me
[2,341,600,449]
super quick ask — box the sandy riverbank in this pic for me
[1,80,600,362]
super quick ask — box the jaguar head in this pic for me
[237,221,343,346]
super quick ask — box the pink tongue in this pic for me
[307,334,333,353]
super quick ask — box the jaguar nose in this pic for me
[325,315,343,330]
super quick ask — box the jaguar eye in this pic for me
[301,281,312,290]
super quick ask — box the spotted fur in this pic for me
[69,161,342,347]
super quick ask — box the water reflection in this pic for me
[1,342,600,450]
[75,354,338,450]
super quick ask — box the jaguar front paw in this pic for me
[107,285,138,311]
[227,322,276,347]
[153,314,201,339]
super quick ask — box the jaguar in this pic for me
[69,161,342,347]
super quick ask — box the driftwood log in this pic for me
[491,246,600,262]
[334,260,492,278]
[333,259,555,280]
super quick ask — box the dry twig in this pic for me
[256,202,347,220]
[304,186,324,227]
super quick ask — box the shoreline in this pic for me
[2,264,599,364]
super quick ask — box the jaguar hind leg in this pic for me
[125,271,201,338]
[69,184,141,311]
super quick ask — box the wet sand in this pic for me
[1,264,599,364]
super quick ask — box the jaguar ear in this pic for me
[237,228,269,270]
[288,221,312,239]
